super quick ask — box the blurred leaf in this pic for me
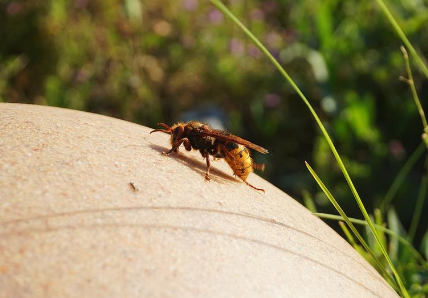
[302,189,317,212]
[421,230,428,260]
[315,0,333,50]
[125,0,143,24]
[387,207,407,263]
[45,76,65,107]
[0,55,29,101]
[343,91,379,144]
[374,209,387,255]
[339,221,375,266]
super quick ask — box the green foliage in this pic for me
[1,0,428,295]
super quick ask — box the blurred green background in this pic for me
[1,0,427,245]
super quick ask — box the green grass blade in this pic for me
[380,142,426,212]
[338,222,384,272]
[339,221,359,249]
[400,46,428,131]
[408,158,428,241]
[374,209,387,254]
[210,1,409,295]
[315,213,428,269]
[302,190,317,212]
[305,162,399,291]
[374,0,428,80]
[421,230,428,260]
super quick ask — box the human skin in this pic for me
[0,103,398,298]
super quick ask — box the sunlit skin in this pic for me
[150,121,268,192]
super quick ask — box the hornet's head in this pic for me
[150,123,189,152]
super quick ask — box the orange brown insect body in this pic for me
[150,121,268,192]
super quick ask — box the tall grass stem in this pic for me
[210,1,410,295]
[374,0,428,79]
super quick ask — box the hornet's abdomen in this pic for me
[224,142,253,181]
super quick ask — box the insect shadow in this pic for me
[149,143,238,184]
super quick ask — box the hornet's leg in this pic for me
[218,143,241,178]
[183,138,192,151]
[218,143,240,178]
[204,153,211,181]
[244,181,265,193]
[163,138,190,155]
[218,143,236,162]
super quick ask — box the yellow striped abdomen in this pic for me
[224,142,253,182]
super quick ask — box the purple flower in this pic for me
[7,2,21,15]
[229,38,244,56]
[250,9,264,21]
[262,1,278,13]
[208,9,224,25]
[74,0,89,9]
[74,69,91,83]
[182,0,198,12]
[264,93,282,108]
[389,140,405,160]
[248,45,261,58]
